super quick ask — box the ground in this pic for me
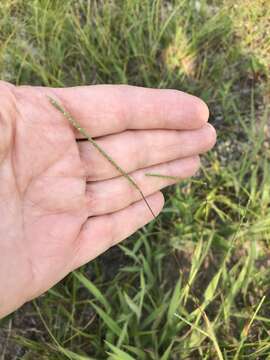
[0,0,270,359]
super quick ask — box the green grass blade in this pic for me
[73,271,110,311]
[106,341,136,360]
[92,303,122,337]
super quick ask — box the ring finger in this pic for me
[79,124,216,181]
[85,155,200,216]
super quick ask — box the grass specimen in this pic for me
[48,96,156,219]
[48,97,205,219]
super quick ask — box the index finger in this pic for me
[50,85,209,138]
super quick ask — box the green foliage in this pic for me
[0,0,270,359]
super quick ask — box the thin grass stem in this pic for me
[48,96,156,218]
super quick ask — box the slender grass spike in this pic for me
[48,96,156,218]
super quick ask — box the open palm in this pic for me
[0,81,216,317]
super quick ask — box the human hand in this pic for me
[0,82,216,318]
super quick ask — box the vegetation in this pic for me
[0,0,269,358]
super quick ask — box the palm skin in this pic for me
[0,82,88,317]
[0,81,216,318]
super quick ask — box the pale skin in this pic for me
[0,81,216,318]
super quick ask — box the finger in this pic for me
[85,156,200,216]
[71,192,164,269]
[49,85,209,137]
[79,124,216,181]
